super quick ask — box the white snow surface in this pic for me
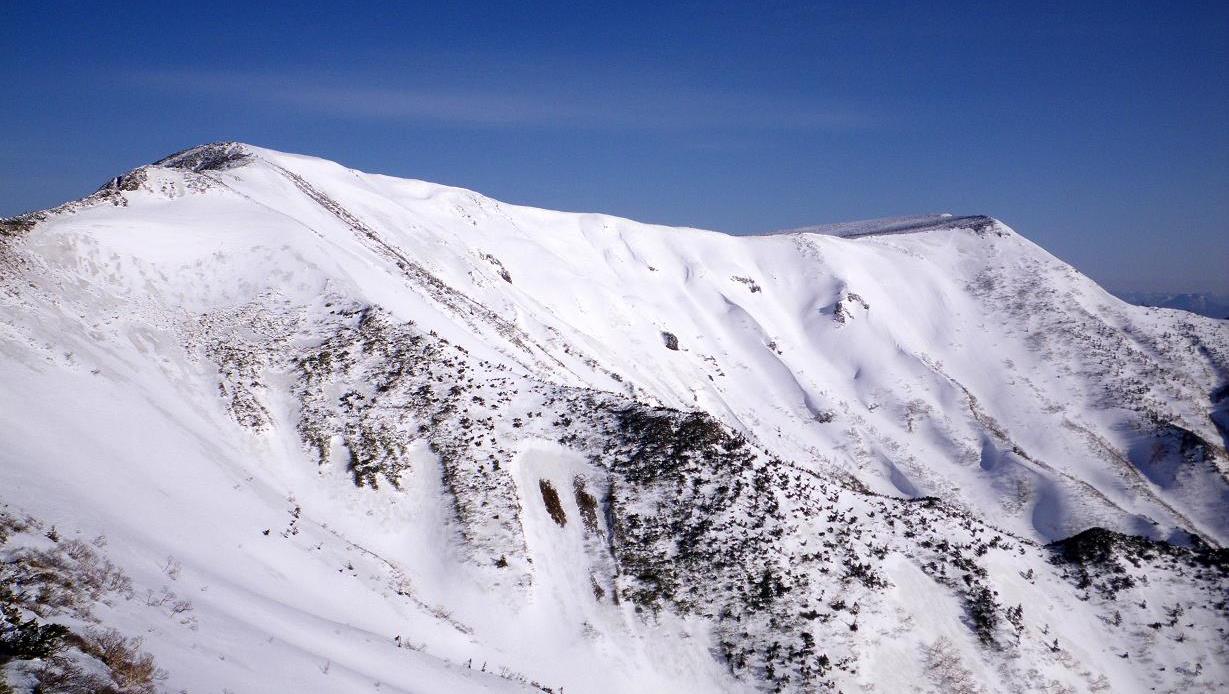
[1,142,1226,692]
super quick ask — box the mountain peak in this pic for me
[153,141,256,173]
[90,142,258,198]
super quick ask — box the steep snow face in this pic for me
[1,142,1226,693]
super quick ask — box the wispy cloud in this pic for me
[126,68,873,132]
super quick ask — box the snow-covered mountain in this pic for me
[1,142,1226,693]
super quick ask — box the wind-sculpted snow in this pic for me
[0,142,1226,692]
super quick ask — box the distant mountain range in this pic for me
[1114,291,1229,320]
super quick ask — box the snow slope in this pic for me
[1,142,1226,692]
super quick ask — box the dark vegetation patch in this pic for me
[539,480,567,527]
[1047,527,1228,601]
[965,585,1001,647]
[572,478,600,534]
[290,302,536,570]
[731,276,762,293]
[0,214,41,238]
[1049,527,1162,565]
[1049,526,1229,571]
[0,510,169,693]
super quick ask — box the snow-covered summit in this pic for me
[1,143,1226,692]
[768,213,1000,238]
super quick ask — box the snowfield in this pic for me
[1,142,1226,693]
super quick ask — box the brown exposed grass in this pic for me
[539,479,567,527]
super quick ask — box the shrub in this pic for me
[572,478,600,534]
[0,609,69,660]
[76,627,167,694]
[923,637,981,694]
[539,480,567,527]
[966,585,1001,646]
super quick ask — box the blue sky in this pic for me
[3,1,1226,292]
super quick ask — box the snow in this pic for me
[1,142,1226,692]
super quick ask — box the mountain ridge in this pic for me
[1,142,1226,692]
[5,142,1003,245]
